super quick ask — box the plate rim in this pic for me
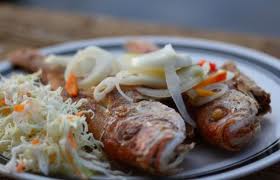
[1,35,280,180]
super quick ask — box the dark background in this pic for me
[12,0,280,37]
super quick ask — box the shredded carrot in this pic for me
[67,115,79,122]
[26,101,32,106]
[65,73,79,97]
[49,153,57,164]
[0,99,5,106]
[65,150,74,164]
[198,59,217,73]
[30,128,36,135]
[0,99,8,115]
[16,162,25,173]
[41,130,47,136]
[76,111,84,117]
[195,88,216,97]
[67,130,77,149]
[0,107,11,116]
[31,138,40,145]
[13,104,25,112]
[195,70,227,88]
[65,149,81,176]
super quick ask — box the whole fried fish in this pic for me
[88,90,192,174]
[185,63,271,151]
[8,49,194,174]
[124,41,271,151]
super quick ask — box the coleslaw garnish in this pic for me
[0,73,123,178]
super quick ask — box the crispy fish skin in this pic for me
[73,90,193,174]
[186,63,271,151]
[9,49,194,174]
[222,62,271,115]
[88,90,193,174]
[187,89,259,151]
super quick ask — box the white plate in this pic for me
[1,36,280,180]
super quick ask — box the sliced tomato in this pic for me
[209,62,217,72]
[198,59,217,73]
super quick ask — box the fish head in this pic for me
[196,90,259,151]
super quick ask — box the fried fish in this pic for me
[8,49,194,174]
[87,89,193,174]
[185,63,271,151]
[123,41,271,151]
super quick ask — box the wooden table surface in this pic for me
[1,3,280,180]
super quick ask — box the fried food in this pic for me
[185,63,271,151]
[9,49,194,174]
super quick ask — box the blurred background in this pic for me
[8,0,280,37]
[1,0,280,59]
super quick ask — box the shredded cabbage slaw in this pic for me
[0,73,122,178]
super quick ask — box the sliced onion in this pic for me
[164,65,196,127]
[115,80,133,102]
[226,71,235,81]
[136,88,169,98]
[110,60,121,76]
[201,62,210,75]
[94,76,134,102]
[116,70,166,88]
[64,46,114,89]
[192,83,229,106]
[178,65,205,89]
[136,76,202,99]
[136,65,204,98]
[132,44,192,69]
[94,77,117,102]
[116,53,138,70]
[44,55,72,66]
